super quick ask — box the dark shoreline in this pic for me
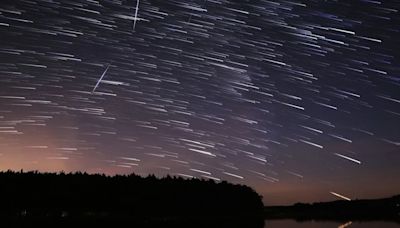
[0,171,265,227]
[0,216,266,228]
[264,195,400,223]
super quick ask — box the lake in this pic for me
[265,220,400,228]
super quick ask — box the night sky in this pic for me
[0,0,399,205]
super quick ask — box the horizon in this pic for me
[0,169,398,207]
[0,168,398,206]
[0,0,399,206]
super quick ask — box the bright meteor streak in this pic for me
[334,153,361,164]
[92,64,110,94]
[133,0,140,31]
[330,191,351,201]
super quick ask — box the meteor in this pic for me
[133,0,140,31]
[334,153,361,164]
[330,191,351,201]
[92,64,110,94]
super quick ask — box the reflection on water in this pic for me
[338,221,352,228]
[265,220,400,228]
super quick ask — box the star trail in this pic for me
[0,0,399,205]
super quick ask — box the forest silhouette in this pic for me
[0,170,264,226]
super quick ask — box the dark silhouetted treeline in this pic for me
[264,195,400,222]
[0,170,264,227]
